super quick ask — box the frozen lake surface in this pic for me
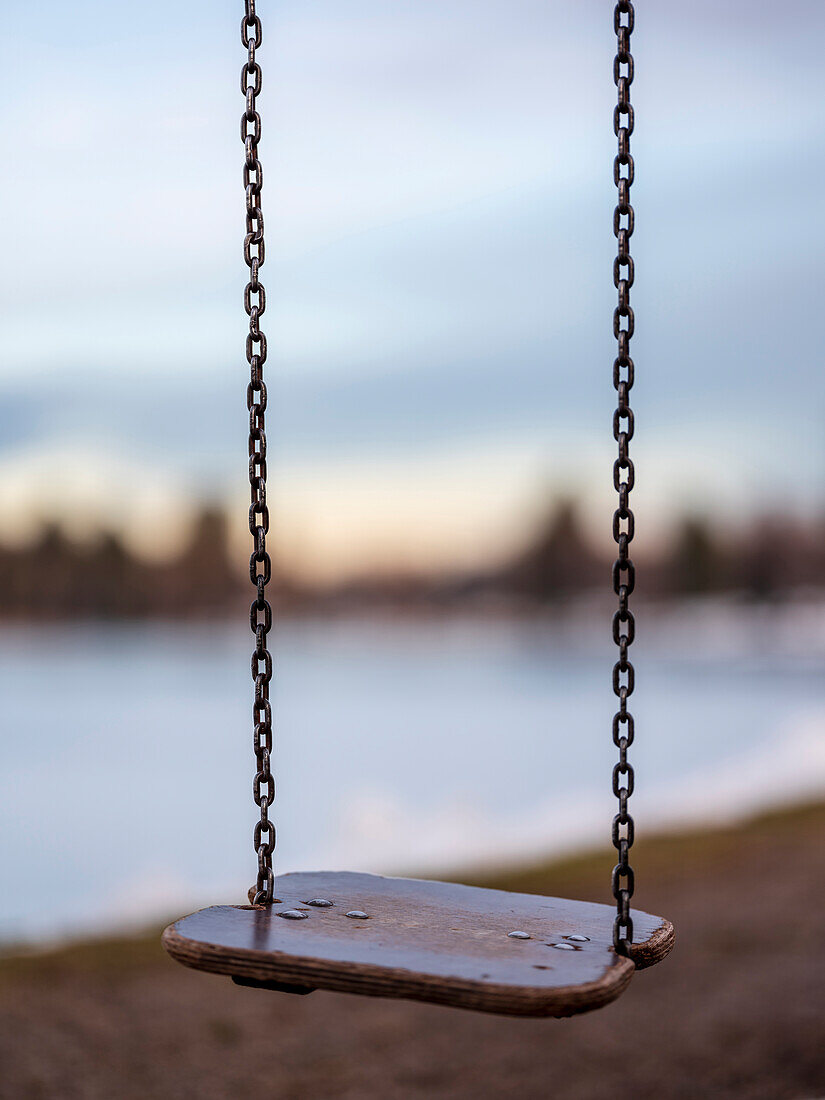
[3,602,825,944]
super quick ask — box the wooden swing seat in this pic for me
[162,871,673,1017]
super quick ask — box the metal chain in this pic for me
[611,0,636,957]
[240,0,637,927]
[242,0,275,906]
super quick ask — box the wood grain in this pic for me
[162,872,674,1018]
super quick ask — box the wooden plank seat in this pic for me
[162,871,674,1017]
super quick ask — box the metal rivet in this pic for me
[566,934,590,942]
[345,910,369,919]
[550,942,576,950]
[508,931,531,940]
[278,909,308,920]
[305,898,333,908]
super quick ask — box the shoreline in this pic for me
[3,796,822,968]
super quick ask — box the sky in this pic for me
[1,1,825,579]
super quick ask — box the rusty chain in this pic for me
[239,0,639,931]
[242,0,275,906]
[610,0,636,956]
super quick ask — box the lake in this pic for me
[3,600,825,945]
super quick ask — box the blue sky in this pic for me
[1,1,824,577]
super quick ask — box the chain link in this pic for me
[242,0,275,906]
[239,0,638,926]
[611,0,636,957]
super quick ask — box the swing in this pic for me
[162,0,674,1018]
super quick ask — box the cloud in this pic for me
[1,0,824,550]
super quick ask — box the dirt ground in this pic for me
[2,802,823,1100]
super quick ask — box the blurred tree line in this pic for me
[0,509,302,620]
[492,501,825,604]
[0,500,822,619]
